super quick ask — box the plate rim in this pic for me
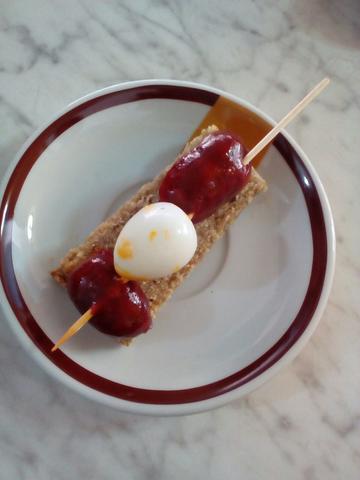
[0,79,336,415]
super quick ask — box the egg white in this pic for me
[114,202,197,280]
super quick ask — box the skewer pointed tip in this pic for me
[50,308,93,352]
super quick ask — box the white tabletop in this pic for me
[1,1,359,478]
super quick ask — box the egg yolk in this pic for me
[117,239,133,260]
[114,266,149,282]
[148,230,157,241]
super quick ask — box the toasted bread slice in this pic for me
[52,126,267,316]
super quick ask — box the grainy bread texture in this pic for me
[52,126,267,316]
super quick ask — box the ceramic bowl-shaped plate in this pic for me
[0,80,335,415]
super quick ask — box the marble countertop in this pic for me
[1,1,359,478]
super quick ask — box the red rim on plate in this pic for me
[0,85,327,405]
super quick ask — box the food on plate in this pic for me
[51,125,267,345]
[68,249,151,337]
[159,131,251,223]
[113,202,198,280]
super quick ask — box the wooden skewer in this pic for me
[51,78,329,352]
[243,78,330,165]
[51,308,93,352]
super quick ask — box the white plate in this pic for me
[0,80,335,415]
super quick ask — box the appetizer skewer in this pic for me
[51,78,329,352]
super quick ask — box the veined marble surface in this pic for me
[1,0,359,478]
